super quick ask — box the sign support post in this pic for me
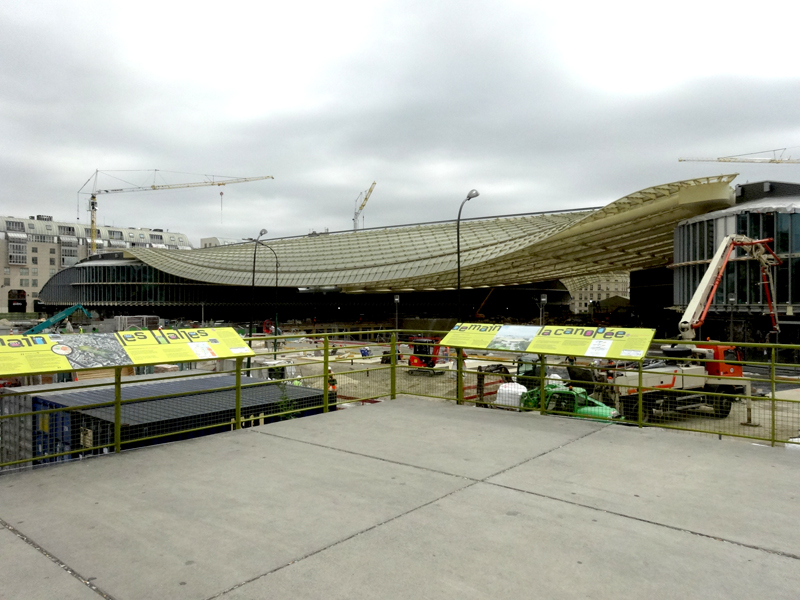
[114,366,122,453]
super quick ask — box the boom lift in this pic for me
[24,304,92,335]
[77,170,274,254]
[595,235,781,421]
[678,234,781,340]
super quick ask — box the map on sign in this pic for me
[0,328,254,377]
[441,323,655,361]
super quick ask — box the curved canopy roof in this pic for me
[124,175,737,293]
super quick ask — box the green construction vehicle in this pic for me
[521,383,622,421]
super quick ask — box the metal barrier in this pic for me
[3,330,799,472]
[0,330,394,472]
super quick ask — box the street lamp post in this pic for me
[245,230,282,372]
[457,189,480,322]
[246,229,268,377]
[260,242,279,360]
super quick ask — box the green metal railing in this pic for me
[2,329,799,472]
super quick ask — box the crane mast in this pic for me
[78,170,274,254]
[353,181,376,231]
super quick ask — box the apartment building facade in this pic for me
[570,274,630,314]
[0,214,191,313]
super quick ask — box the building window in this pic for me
[31,279,38,287]
[31,257,38,265]
[19,268,29,276]
[50,248,56,254]
[3,278,9,286]
[32,268,37,275]
[57,225,76,236]
[3,267,8,275]
[129,233,134,238]
[20,279,29,286]
[178,237,184,243]
[45,224,53,230]
[170,236,175,241]
[31,234,55,243]
[49,258,56,265]
[5,221,24,231]
[27,222,35,229]
[49,268,56,275]
[31,246,38,253]
[32,292,39,298]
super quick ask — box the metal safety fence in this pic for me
[2,330,799,473]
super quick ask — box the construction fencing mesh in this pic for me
[3,331,800,473]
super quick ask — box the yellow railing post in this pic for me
[539,353,546,415]
[114,366,122,453]
[771,346,776,447]
[456,348,464,405]
[323,336,330,412]
[390,332,397,400]
[638,360,643,428]
[235,357,243,429]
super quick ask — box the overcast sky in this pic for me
[2,1,799,245]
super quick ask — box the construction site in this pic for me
[3,169,800,600]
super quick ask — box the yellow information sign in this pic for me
[0,328,254,377]
[441,323,655,361]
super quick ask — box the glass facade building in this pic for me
[673,182,800,311]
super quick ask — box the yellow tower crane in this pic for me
[77,170,274,254]
[353,181,377,231]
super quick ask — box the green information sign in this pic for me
[0,327,254,377]
[441,323,655,361]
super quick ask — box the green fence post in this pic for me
[114,366,122,453]
[638,360,643,428]
[771,346,776,447]
[539,353,546,415]
[235,357,243,429]
[390,332,397,400]
[456,348,464,405]
[323,336,330,412]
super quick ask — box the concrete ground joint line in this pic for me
[479,424,610,482]
[203,480,480,600]
[0,517,119,600]
[248,428,477,481]
[486,482,800,562]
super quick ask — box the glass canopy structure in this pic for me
[40,175,737,316]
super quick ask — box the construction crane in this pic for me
[679,147,800,164]
[352,181,376,231]
[77,170,274,254]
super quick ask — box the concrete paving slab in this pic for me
[0,427,468,600]
[255,396,605,479]
[223,482,800,600]
[0,527,100,600]
[488,424,800,557]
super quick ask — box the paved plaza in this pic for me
[1,397,798,599]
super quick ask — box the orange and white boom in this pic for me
[678,235,782,340]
